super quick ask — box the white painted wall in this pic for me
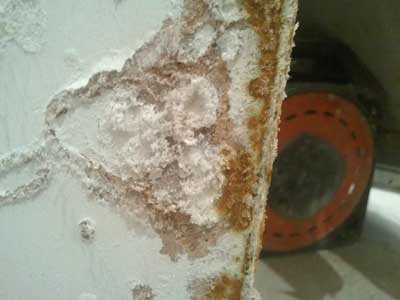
[0,1,196,299]
[0,1,262,299]
[0,0,180,155]
[0,1,297,299]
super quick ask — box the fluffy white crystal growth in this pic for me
[51,75,223,226]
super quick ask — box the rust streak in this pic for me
[242,0,283,160]
[217,149,257,231]
[190,275,244,300]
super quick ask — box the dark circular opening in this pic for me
[268,134,345,219]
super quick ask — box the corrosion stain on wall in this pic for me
[44,0,266,263]
[189,274,244,300]
[0,0,297,299]
[216,149,256,231]
[242,0,283,161]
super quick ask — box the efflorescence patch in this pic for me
[46,0,268,264]
[1,0,296,299]
[0,144,51,207]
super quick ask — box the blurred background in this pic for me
[257,187,400,300]
[256,1,400,299]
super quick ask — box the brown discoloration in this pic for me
[248,108,268,162]
[208,275,243,300]
[240,0,298,287]
[242,0,283,158]
[147,206,225,261]
[257,214,266,259]
[46,0,237,262]
[190,275,243,300]
[182,0,209,33]
[84,162,225,261]
[242,0,283,93]
[20,2,296,300]
[241,235,252,276]
[217,149,257,231]
[266,165,273,184]
[46,0,287,268]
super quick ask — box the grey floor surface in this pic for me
[256,188,400,300]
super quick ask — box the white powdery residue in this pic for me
[164,76,219,145]
[177,142,223,225]
[209,0,245,23]
[0,157,39,194]
[217,28,243,64]
[52,75,223,226]
[0,142,50,206]
[149,77,223,225]
[63,48,85,81]
[225,28,262,148]
[0,0,46,53]
[114,104,173,178]
[98,88,172,179]
[178,24,216,63]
